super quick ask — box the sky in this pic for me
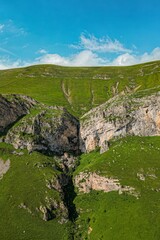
[0,0,160,68]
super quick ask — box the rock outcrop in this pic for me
[3,97,80,156]
[74,172,136,196]
[80,92,160,153]
[0,94,36,135]
[39,197,68,223]
[0,159,10,179]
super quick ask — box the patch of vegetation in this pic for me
[0,143,69,240]
[74,136,160,239]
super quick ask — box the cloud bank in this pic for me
[0,33,160,69]
[35,35,160,67]
[0,58,24,70]
[36,47,160,67]
[36,50,108,66]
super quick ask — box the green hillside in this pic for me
[74,136,160,239]
[0,61,160,240]
[0,143,69,240]
[0,61,160,116]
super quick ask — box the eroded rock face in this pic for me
[80,92,160,153]
[0,94,80,156]
[74,172,136,196]
[5,105,80,156]
[0,94,36,135]
[39,200,68,223]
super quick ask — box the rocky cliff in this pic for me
[2,95,80,156]
[0,94,36,135]
[1,93,160,156]
[80,92,160,153]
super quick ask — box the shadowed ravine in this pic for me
[62,175,78,222]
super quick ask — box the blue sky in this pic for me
[0,0,160,68]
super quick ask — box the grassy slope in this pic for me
[74,136,160,239]
[0,61,160,116]
[0,143,69,240]
[0,61,160,240]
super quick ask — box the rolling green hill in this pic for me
[0,61,160,116]
[0,61,160,240]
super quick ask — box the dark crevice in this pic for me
[61,175,78,222]
[58,172,78,240]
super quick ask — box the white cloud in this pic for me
[37,49,48,54]
[1,47,160,70]
[140,47,160,63]
[71,50,107,66]
[36,50,108,66]
[0,57,24,70]
[71,34,131,53]
[111,53,136,66]
[36,48,160,67]
[1,30,160,69]
[111,47,160,66]
[0,24,5,33]
[0,20,27,36]
[36,53,69,65]
[7,20,27,36]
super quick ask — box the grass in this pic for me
[0,61,160,239]
[0,61,160,116]
[0,135,155,240]
[74,136,160,239]
[0,143,70,240]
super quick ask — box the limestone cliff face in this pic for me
[0,94,36,135]
[80,92,160,153]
